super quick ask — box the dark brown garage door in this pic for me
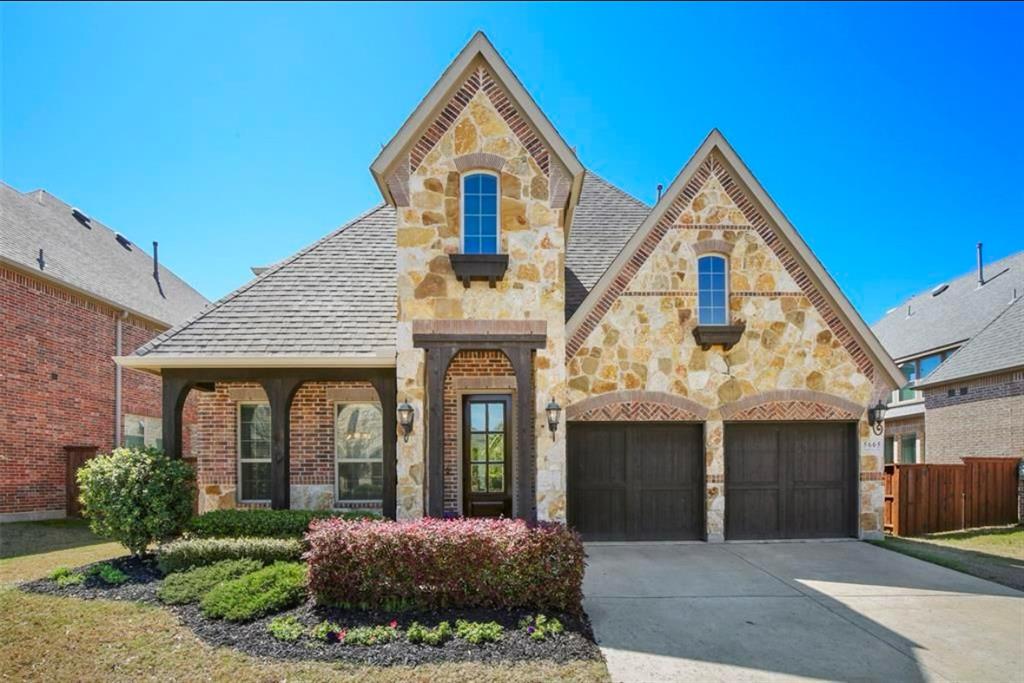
[568,423,703,541]
[725,423,857,540]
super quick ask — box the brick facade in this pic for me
[0,265,191,520]
[441,350,516,515]
[922,372,1024,464]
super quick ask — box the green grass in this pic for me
[0,519,111,560]
[0,520,610,682]
[871,524,1024,591]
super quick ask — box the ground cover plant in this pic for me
[200,561,307,621]
[456,619,504,644]
[157,558,263,605]
[268,615,306,642]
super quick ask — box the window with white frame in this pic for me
[697,254,728,325]
[335,403,383,503]
[238,403,271,502]
[124,414,162,450]
[461,172,499,254]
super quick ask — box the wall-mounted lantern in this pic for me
[397,399,415,443]
[546,398,562,441]
[867,400,887,436]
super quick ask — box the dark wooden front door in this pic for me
[567,423,703,541]
[725,423,856,540]
[463,395,512,517]
[64,446,98,517]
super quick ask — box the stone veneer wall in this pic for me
[394,60,568,521]
[442,350,516,515]
[192,380,379,513]
[566,152,889,539]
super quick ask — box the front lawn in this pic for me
[1,518,607,682]
[870,525,1024,591]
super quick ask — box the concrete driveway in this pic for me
[584,541,1024,682]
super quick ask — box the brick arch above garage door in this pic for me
[567,391,710,422]
[719,390,863,421]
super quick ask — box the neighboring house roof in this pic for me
[872,251,1024,361]
[565,129,905,389]
[0,182,208,326]
[128,205,397,364]
[370,32,584,207]
[565,172,651,317]
[917,295,1024,388]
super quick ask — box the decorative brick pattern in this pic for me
[726,401,858,422]
[0,265,191,518]
[441,351,515,515]
[567,390,709,422]
[572,402,700,422]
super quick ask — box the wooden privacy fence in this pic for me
[884,458,1021,536]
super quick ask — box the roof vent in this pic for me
[114,233,132,250]
[71,208,91,227]
[931,283,949,297]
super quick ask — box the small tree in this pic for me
[77,447,194,555]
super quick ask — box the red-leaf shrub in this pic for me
[305,518,585,613]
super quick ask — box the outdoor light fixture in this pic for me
[867,400,887,436]
[397,399,415,443]
[546,398,562,441]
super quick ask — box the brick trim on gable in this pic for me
[719,389,863,421]
[565,154,877,382]
[408,65,552,179]
[567,391,710,422]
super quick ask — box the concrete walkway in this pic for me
[584,541,1024,682]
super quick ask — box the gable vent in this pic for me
[71,208,91,227]
[114,233,132,250]
[931,283,949,297]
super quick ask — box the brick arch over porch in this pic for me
[566,391,710,422]
[718,389,864,421]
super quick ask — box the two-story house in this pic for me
[119,33,902,541]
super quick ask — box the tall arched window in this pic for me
[697,254,728,325]
[462,172,499,254]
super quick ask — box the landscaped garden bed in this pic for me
[19,448,599,668]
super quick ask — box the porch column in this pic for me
[261,377,302,510]
[508,347,537,523]
[370,375,398,520]
[161,374,191,459]
[423,345,458,518]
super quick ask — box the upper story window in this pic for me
[462,172,498,254]
[697,255,728,325]
[891,348,957,403]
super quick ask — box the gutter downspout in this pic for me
[114,311,128,446]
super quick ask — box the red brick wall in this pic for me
[192,380,373,502]
[0,265,184,517]
[441,351,515,515]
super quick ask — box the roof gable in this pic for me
[370,32,583,207]
[566,129,904,388]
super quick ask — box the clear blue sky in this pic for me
[3,2,1021,323]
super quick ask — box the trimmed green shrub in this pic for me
[455,619,503,644]
[267,615,305,642]
[157,558,263,605]
[89,563,129,586]
[407,621,452,646]
[156,537,303,574]
[200,562,307,622]
[76,447,194,555]
[307,518,586,612]
[49,566,85,588]
[186,509,380,539]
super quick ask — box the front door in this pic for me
[463,395,512,517]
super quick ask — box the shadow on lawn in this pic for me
[0,519,110,559]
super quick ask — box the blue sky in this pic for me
[3,2,1022,323]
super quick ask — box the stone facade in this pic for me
[566,152,888,539]
[191,380,381,514]
[394,60,569,521]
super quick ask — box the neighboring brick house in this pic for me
[1,183,208,521]
[121,33,904,541]
[872,250,1023,464]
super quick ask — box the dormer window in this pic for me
[462,172,499,254]
[697,254,728,325]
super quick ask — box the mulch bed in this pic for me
[19,556,602,667]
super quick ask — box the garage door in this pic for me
[568,423,703,541]
[725,423,856,540]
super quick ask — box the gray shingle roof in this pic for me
[919,295,1024,386]
[0,182,208,326]
[565,172,651,317]
[871,251,1024,360]
[135,205,397,358]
